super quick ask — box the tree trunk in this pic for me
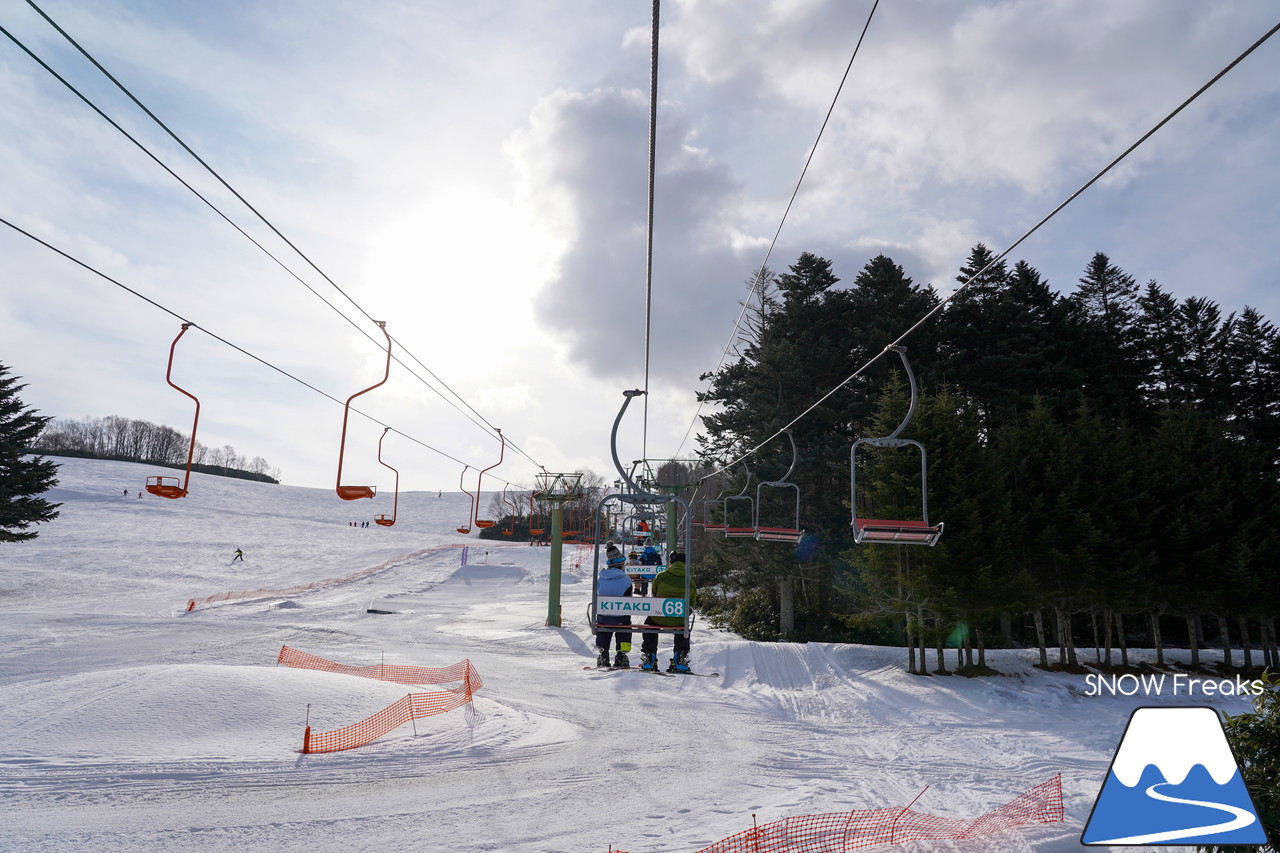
[1000,613,1012,649]
[1115,611,1129,668]
[1150,612,1165,667]
[1239,616,1253,671]
[1033,609,1048,668]
[1091,609,1102,664]
[1056,606,1078,667]
[1217,614,1231,670]
[934,616,948,674]
[779,575,795,641]
[1102,608,1113,666]
[917,605,929,675]
[906,612,917,674]
[1186,613,1201,669]
[977,624,987,669]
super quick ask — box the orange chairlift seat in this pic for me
[473,428,505,529]
[457,465,475,534]
[850,346,944,547]
[336,321,391,501]
[755,430,805,543]
[145,323,200,499]
[374,427,398,527]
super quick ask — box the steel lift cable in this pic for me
[17,1,543,472]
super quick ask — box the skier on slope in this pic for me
[640,551,696,673]
[595,544,634,668]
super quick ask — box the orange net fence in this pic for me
[615,775,1063,853]
[185,546,460,611]
[286,648,484,754]
[278,645,483,690]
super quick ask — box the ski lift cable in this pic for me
[0,214,541,485]
[699,16,1280,480]
[641,0,660,462]
[674,0,881,458]
[18,0,542,472]
[0,22,516,459]
[2,20,531,472]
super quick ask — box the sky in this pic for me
[4,0,1279,494]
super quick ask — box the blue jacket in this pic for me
[597,566,634,598]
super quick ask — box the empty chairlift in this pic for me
[850,346,944,546]
[336,321,391,501]
[754,430,804,543]
[145,323,199,499]
[374,427,398,527]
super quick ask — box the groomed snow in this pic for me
[1,457,1257,852]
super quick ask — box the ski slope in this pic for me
[0,457,1257,852]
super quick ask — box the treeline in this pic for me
[475,471,616,541]
[34,415,280,484]
[692,246,1280,673]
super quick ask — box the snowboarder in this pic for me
[595,547,633,668]
[640,551,696,673]
[232,549,244,563]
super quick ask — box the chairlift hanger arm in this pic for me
[147,323,199,498]
[883,345,918,441]
[336,320,391,500]
[473,428,505,527]
[610,390,650,496]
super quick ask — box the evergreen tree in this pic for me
[1069,253,1146,422]
[938,246,1082,426]
[0,364,61,542]
[1223,306,1280,464]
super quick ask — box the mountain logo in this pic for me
[1082,706,1266,846]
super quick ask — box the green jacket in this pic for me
[651,561,696,627]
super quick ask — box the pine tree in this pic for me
[1069,253,1146,422]
[0,364,61,542]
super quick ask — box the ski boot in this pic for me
[596,648,611,668]
[639,652,658,672]
[668,652,692,674]
[613,651,630,669]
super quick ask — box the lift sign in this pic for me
[597,596,686,618]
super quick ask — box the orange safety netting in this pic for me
[278,645,483,691]
[615,775,1064,853]
[185,546,460,611]
[287,648,484,755]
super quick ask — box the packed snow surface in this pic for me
[1,458,1256,852]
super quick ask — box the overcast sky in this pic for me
[4,0,1278,496]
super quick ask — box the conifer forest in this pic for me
[690,246,1280,674]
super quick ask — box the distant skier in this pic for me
[232,549,244,563]
[595,546,633,668]
[640,551,696,673]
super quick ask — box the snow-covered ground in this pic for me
[1,457,1258,852]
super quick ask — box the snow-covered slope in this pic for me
[0,457,1256,852]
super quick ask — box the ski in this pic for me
[583,665,673,676]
